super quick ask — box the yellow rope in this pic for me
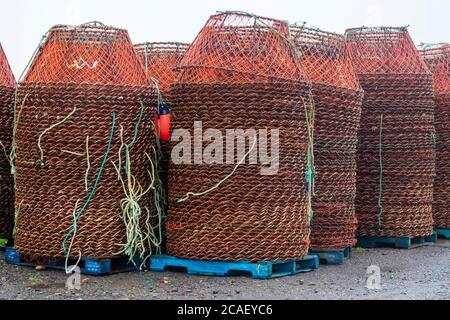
[38,107,76,166]
[13,200,24,238]
[85,135,90,193]
[2,93,28,176]
[65,199,82,274]
[178,135,257,203]
[61,150,84,157]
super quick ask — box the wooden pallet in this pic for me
[357,234,437,249]
[4,247,143,276]
[309,247,351,265]
[149,255,319,279]
[435,228,450,240]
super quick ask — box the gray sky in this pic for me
[1,0,448,79]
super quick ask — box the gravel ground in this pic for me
[0,240,449,300]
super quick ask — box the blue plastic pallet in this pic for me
[309,247,351,265]
[357,233,437,249]
[149,255,319,279]
[4,247,142,276]
[435,228,450,240]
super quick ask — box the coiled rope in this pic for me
[112,91,166,268]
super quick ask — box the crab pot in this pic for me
[167,12,312,262]
[290,26,363,250]
[14,23,159,264]
[0,43,15,240]
[420,44,449,229]
[345,27,435,237]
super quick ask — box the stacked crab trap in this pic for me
[149,12,319,279]
[6,22,164,275]
[420,44,450,240]
[0,43,16,249]
[345,27,437,249]
[290,26,363,264]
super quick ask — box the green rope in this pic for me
[301,94,316,225]
[430,131,436,173]
[431,131,436,149]
[377,114,383,228]
[61,112,117,255]
[124,101,145,176]
[129,101,145,148]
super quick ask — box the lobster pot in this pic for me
[290,27,363,250]
[421,44,450,229]
[0,43,15,240]
[14,23,158,264]
[167,12,312,262]
[346,27,435,237]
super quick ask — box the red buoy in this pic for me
[155,102,171,142]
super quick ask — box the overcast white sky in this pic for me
[1,0,448,78]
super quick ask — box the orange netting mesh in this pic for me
[346,27,429,75]
[178,11,307,84]
[135,42,189,91]
[290,25,360,90]
[420,44,450,94]
[0,44,15,87]
[23,22,148,85]
[0,43,15,240]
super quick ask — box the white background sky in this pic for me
[1,0,448,78]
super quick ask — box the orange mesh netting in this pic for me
[290,26,359,90]
[167,12,312,261]
[178,12,307,84]
[420,44,449,229]
[346,27,429,75]
[14,22,160,265]
[420,44,450,94]
[24,23,147,85]
[135,42,190,91]
[0,44,15,88]
[290,26,363,250]
[0,43,15,240]
[346,27,435,237]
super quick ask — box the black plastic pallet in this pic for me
[150,255,319,279]
[4,247,142,276]
[309,247,351,265]
[357,233,437,249]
